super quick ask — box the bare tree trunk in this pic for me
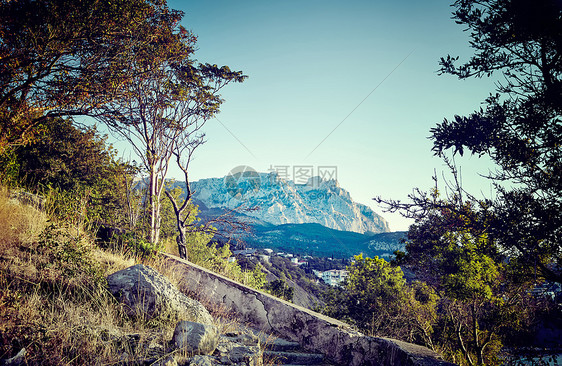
[165,187,188,259]
[148,165,162,246]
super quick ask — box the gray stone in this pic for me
[216,336,262,366]
[1,348,26,366]
[263,350,323,365]
[224,345,261,366]
[165,254,456,366]
[189,355,214,366]
[173,321,219,355]
[222,331,260,348]
[107,264,213,324]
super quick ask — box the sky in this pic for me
[113,0,501,232]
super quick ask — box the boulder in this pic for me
[107,264,213,324]
[173,321,219,355]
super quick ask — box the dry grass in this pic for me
[0,187,46,248]
[0,189,176,364]
[0,187,275,365]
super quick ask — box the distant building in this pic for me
[321,269,348,287]
[232,249,257,257]
[290,257,308,266]
[263,248,273,254]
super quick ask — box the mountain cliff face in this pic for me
[190,172,390,234]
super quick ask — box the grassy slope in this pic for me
[0,189,239,365]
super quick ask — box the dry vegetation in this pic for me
[0,188,260,365]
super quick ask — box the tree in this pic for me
[403,199,538,366]
[0,0,180,151]
[96,8,246,245]
[377,0,561,282]
[265,279,295,302]
[433,0,562,283]
[321,254,438,345]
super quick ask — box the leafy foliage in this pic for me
[431,0,562,283]
[265,279,295,302]
[2,117,137,227]
[321,255,439,345]
[372,3,562,361]
[0,0,179,150]
[95,7,246,245]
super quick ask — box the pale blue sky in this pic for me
[119,1,500,231]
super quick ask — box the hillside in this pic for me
[246,223,406,259]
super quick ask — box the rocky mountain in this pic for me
[189,172,390,234]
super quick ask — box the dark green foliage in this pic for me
[320,255,439,346]
[36,224,105,288]
[306,257,350,271]
[111,232,162,260]
[4,117,137,226]
[265,279,294,302]
[243,222,405,259]
[432,0,562,283]
[403,202,536,365]
[263,256,325,301]
[373,3,562,361]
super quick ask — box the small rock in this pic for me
[235,333,260,347]
[173,321,219,355]
[216,336,262,366]
[1,348,26,366]
[189,355,214,366]
[224,345,261,366]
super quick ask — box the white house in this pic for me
[321,269,348,287]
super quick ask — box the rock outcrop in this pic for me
[106,265,264,365]
[165,254,456,366]
[107,264,213,324]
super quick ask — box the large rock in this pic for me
[107,264,213,324]
[172,321,219,355]
[1,348,26,366]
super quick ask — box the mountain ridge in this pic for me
[187,172,390,234]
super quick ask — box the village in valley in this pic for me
[232,247,348,287]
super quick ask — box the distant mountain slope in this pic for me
[244,222,406,259]
[188,172,390,234]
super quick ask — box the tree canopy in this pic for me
[369,1,562,363]
[377,0,562,283]
[0,0,184,150]
[433,0,562,282]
